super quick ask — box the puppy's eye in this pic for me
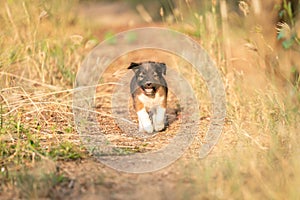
[138,73,144,79]
[153,73,159,78]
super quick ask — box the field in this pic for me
[1,0,300,199]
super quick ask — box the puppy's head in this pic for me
[128,61,167,96]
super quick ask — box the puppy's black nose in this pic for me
[146,82,152,87]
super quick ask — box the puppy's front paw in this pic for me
[138,108,154,134]
[144,124,154,134]
[139,124,154,133]
[154,122,165,132]
[153,107,166,132]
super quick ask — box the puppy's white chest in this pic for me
[138,93,164,109]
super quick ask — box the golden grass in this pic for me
[0,0,300,199]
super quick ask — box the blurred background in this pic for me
[1,0,300,199]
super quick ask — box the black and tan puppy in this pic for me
[128,61,168,134]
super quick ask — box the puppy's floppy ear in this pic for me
[159,62,167,75]
[128,62,140,73]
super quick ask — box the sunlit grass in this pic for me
[0,0,300,199]
[0,0,91,197]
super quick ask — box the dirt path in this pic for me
[49,2,223,199]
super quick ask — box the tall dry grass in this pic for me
[170,1,300,199]
[0,0,299,199]
[0,1,95,197]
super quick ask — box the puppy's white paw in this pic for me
[138,108,154,134]
[154,122,165,132]
[153,106,166,132]
[144,124,154,133]
[139,122,154,133]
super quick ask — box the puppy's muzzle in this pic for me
[142,81,156,95]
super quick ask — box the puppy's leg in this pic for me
[137,108,153,133]
[153,106,166,132]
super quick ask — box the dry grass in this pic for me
[0,1,92,198]
[0,0,300,199]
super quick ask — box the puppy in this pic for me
[128,61,168,134]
